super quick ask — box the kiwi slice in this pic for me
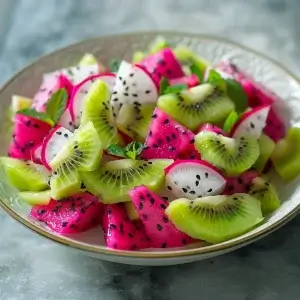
[81,80,123,148]
[148,36,170,54]
[157,84,234,131]
[0,157,48,191]
[50,168,81,200]
[81,159,173,203]
[124,201,140,220]
[19,190,51,206]
[166,193,263,243]
[132,52,146,63]
[195,131,259,176]
[249,177,280,215]
[253,133,275,172]
[271,127,300,182]
[78,53,98,66]
[50,121,103,172]
[116,102,155,142]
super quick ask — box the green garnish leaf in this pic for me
[124,141,144,159]
[159,77,170,95]
[109,59,122,72]
[106,144,127,158]
[223,111,241,133]
[163,84,188,95]
[205,69,226,91]
[190,63,203,82]
[45,88,68,124]
[17,108,54,126]
[225,78,248,113]
[107,141,144,159]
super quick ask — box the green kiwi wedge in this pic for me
[148,36,170,54]
[116,102,155,142]
[253,133,275,172]
[249,177,280,215]
[19,190,51,206]
[50,121,103,172]
[78,53,98,66]
[166,193,263,243]
[50,168,81,200]
[0,157,48,191]
[195,131,259,176]
[81,80,123,148]
[132,52,146,63]
[81,159,173,203]
[271,127,300,182]
[157,84,234,131]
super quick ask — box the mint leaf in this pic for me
[205,69,226,91]
[190,63,203,82]
[225,79,248,113]
[159,77,169,95]
[45,89,67,124]
[125,141,144,159]
[17,108,54,126]
[106,144,127,158]
[223,111,240,133]
[109,59,122,72]
[163,84,188,95]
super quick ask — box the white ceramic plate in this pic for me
[1,31,300,266]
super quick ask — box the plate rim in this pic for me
[1,30,299,259]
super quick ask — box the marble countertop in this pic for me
[1,0,300,299]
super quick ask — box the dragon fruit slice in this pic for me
[165,160,226,199]
[230,105,271,139]
[8,114,52,160]
[70,73,116,127]
[111,61,158,117]
[141,108,195,159]
[30,192,103,234]
[32,143,42,164]
[139,48,185,87]
[169,74,200,88]
[223,170,259,195]
[129,185,193,248]
[58,107,76,131]
[41,125,73,170]
[32,74,72,112]
[177,146,201,160]
[44,64,100,85]
[215,61,285,141]
[102,203,151,250]
[196,123,227,136]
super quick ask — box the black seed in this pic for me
[161,204,167,209]
[228,185,234,191]
[139,202,144,210]
[238,178,243,184]
[182,188,188,193]
[145,90,151,94]
[26,120,31,126]
[120,222,124,234]
[157,224,163,231]
[250,122,255,129]
[113,98,119,102]
[153,144,159,148]
[80,182,86,189]
[61,221,68,227]
[152,113,157,118]
[33,124,39,128]
[195,181,199,186]
[150,198,155,205]
[182,239,187,245]
[166,136,171,142]
[162,197,169,200]
[74,145,78,149]
[171,133,176,139]
[189,190,196,195]
[167,186,172,191]
[124,93,129,96]
[56,131,62,135]
[207,188,212,193]
[141,214,148,220]
[162,242,167,248]
[190,139,195,144]
[110,224,117,229]
[205,172,208,178]
[64,133,68,138]
[233,197,238,200]
[174,181,178,185]
[128,233,134,238]
[129,73,134,77]
[265,182,270,186]
[37,209,46,215]
[163,216,169,223]
[132,94,138,97]
[163,119,169,124]
[148,161,152,164]
[80,208,85,214]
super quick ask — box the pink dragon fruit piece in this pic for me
[230,105,271,139]
[31,143,42,164]
[129,185,193,248]
[169,74,200,88]
[8,114,52,160]
[41,125,73,170]
[216,61,285,142]
[32,74,73,112]
[165,160,227,200]
[177,146,201,160]
[102,203,151,250]
[30,192,103,234]
[196,123,228,136]
[223,170,259,195]
[139,48,185,87]
[141,107,195,159]
[70,73,116,127]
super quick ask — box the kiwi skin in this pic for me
[195,131,260,176]
[166,193,263,243]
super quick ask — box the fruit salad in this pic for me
[1,37,299,250]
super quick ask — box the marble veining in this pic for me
[1,0,300,299]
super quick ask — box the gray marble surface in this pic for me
[1,0,300,299]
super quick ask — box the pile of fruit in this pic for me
[2,37,299,250]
